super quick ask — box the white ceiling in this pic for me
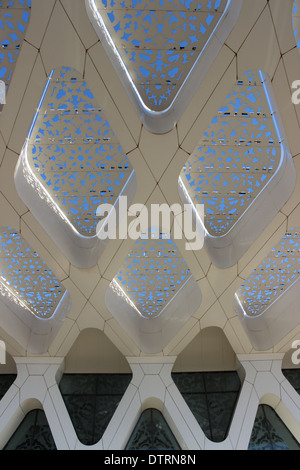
[0,0,299,365]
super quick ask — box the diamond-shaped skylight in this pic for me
[236,229,300,318]
[87,0,241,132]
[234,228,300,350]
[113,232,191,318]
[180,70,282,237]
[106,228,201,352]
[24,66,134,237]
[0,227,66,319]
[93,0,227,112]
[0,0,31,90]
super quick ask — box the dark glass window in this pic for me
[172,371,241,442]
[0,374,16,399]
[248,404,300,450]
[4,409,56,450]
[282,369,300,394]
[59,373,132,446]
[125,408,181,450]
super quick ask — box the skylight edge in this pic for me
[85,0,243,134]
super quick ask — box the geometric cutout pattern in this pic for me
[0,227,66,319]
[172,371,241,442]
[235,229,300,317]
[3,409,56,450]
[26,66,133,236]
[90,0,228,112]
[180,70,282,236]
[248,404,300,450]
[0,0,31,90]
[125,408,181,450]
[114,233,191,318]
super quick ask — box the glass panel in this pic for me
[207,391,238,442]
[282,369,300,394]
[96,373,133,395]
[59,373,132,446]
[204,371,241,392]
[63,394,97,445]
[248,405,300,450]
[4,409,56,450]
[32,410,57,451]
[125,408,181,450]
[182,392,210,437]
[59,373,98,395]
[248,405,273,450]
[0,374,16,398]
[170,371,205,394]
[263,405,298,451]
[172,371,241,442]
[94,395,124,440]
